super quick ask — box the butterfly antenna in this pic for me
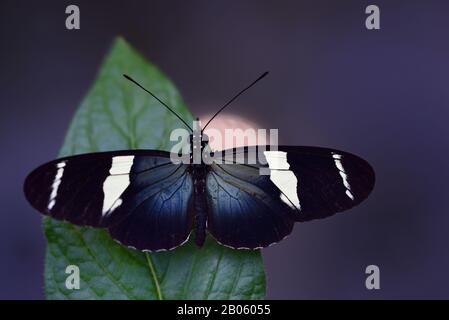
[202,71,269,132]
[123,74,193,132]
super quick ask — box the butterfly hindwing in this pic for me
[207,163,295,249]
[24,150,194,251]
[108,160,194,251]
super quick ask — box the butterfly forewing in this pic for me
[273,146,375,221]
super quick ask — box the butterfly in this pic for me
[24,72,375,252]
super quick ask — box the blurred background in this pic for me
[1,0,448,299]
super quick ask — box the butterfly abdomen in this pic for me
[192,164,208,247]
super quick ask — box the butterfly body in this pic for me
[186,131,212,248]
[191,163,209,248]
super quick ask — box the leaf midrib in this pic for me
[145,252,163,300]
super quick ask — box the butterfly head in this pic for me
[189,117,209,151]
[189,132,209,151]
[201,133,209,146]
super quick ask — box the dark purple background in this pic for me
[1,0,448,299]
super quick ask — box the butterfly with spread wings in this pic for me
[24,72,375,252]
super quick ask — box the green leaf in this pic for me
[43,37,266,300]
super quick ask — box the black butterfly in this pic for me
[24,72,375,252]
